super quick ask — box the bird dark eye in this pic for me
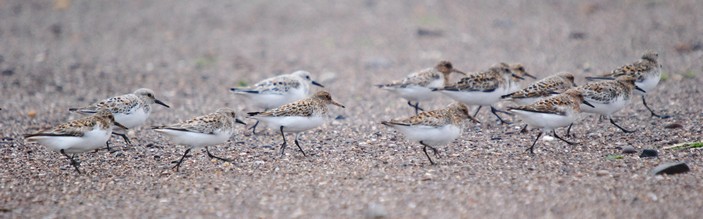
[306,76,310,79]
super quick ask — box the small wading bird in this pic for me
[24,110,127,174]
[435,64,525,124]
[508,89,594,154]
[377,61,466,115]
[69,88,170,149]
[572,75,645,133]
[230,70,324,134]
[585,51,670,119]
[248,91,345,157]
[382,102,479,165]
[152,108,246,172]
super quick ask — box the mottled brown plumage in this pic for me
[251,91,344,117]
[503,72,576,100]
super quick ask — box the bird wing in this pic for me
[443,73,499,92]
[70,95,139,114]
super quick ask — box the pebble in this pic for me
[365,203,387,219]
[596,170,610,177]
[664,123,683,129]
[651,162,690,175]
[639,149,658,158]
[621,146,637,154]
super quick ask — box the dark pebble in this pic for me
[2,69,14,76]
[569,32,587,39]
[652,162,690,175]
[640,149,658,158]
[416,28,443,37]
[664,123,683,129]
[622,145,637,154]
[335,115,346,120]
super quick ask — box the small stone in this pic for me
[2,69,14,76]
[596,170,610,176]
[651,162,690,175]
[621,146,637,154]
[639,149,658,158]
[27,110,37,118]
[416,28,443,37]
[664,123,683,129]
[569,32,587,40]
[365,203,387,219]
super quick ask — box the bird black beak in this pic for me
[312,81,324,88]
[523,72,537,79]
[635,86,646,93]
[452,69,467,75]
[512,74,525,80]
[582,100,595,108]
[236,118,246,125]
[114,122,128,129]
[155,99,170,108]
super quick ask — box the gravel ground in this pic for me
[2,0,703,218]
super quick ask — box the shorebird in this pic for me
[585,51,670,119]
[377,61,466,114]
[508,89,594,154]
[248,91,345,157]
[435,64,524,124]
[230,70,324,134]
[382,102,478,165]
[25,110,126,173]
[153,108,246,171]
[69,88,170,148]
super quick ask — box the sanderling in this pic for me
[376,61,466,114]
[152,108,246,171]
[69,88,170,146]
[230,70,324,133]
[434,64,524,124]
[24,110,126,173]
[575,75,644,133]
[586,51,669,118]
[248,91,344,157]
[502,72,577,105]
[503,63,536,93]
[508,89,594,154]
[381,102,478,165]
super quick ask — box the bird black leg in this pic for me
[111,132,132,145]
[105,140,112,152]
[642,95,671,119]
[279,126,288,157]
[520,124,529,133]
[407,101,424,114]
[609,118,636,133]
[172,148,191,172]
[294,134,307,156]
[60,149,81,174]
[526,132,543,154]
[419,141,438,165]
[553,130,577,145]
[490,107,512,124]
[249,120,261,135]
[473,106,482,117]
[565,123,574,136]
[205,146,232,162]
